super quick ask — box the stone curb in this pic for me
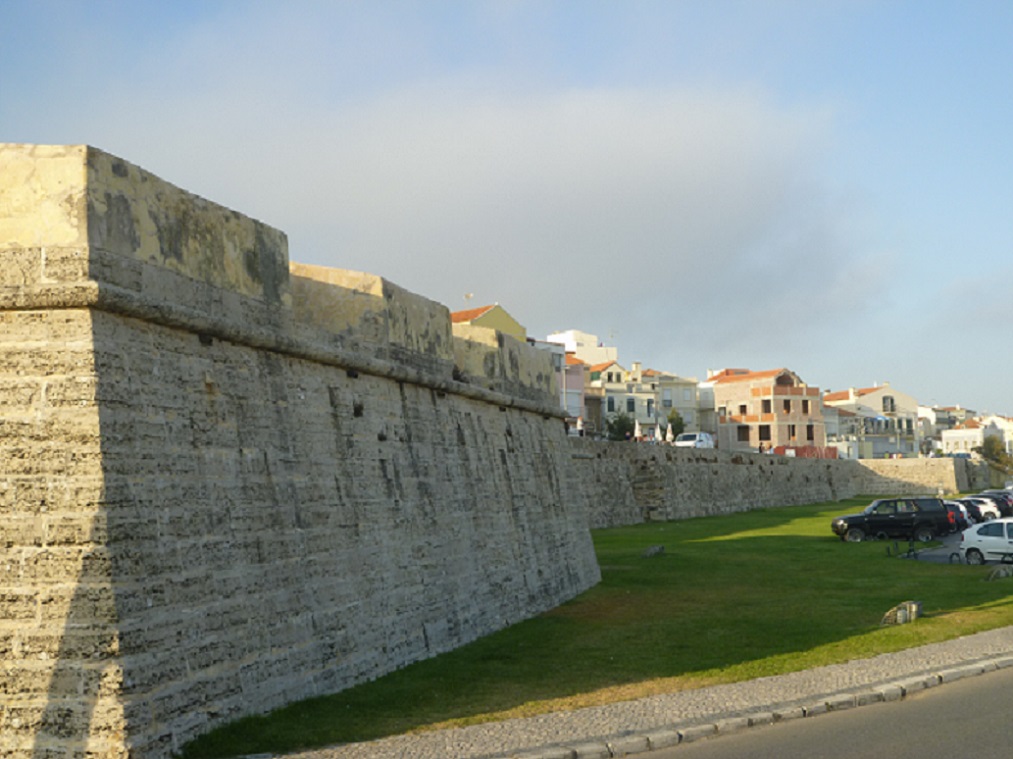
[490,655,1013,758]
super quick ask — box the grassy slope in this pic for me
[180,498,1013,757]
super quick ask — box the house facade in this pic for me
[823,381,921,458]
[708,368,826,452]
[546,329,618,367]
[589,361,700,440]
[941,415,1013,456]
[646,368,701,432]
[561,352,586,423]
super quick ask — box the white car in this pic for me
[674,432,715,448]
[959,518,1013,565]
[962,496,1001,521]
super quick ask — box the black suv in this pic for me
[831,497,951,543]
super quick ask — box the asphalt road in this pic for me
[647,663,1013,759]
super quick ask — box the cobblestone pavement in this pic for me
[274,625,1013,759]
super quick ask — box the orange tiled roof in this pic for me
[590,361,619,373]
[824,386,879,402]
[450,305,495,323]
[710,368,787,385]
[565,354,585,366]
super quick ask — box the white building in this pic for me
[546,329,618,367]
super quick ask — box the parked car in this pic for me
[977,491,1013,517]
[944,501,971,532]
[831,497,950,543]
[961,497,1001,521]
[960,518,1013,565]
[674,431,715,449]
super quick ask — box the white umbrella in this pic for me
[634,419,642,439]
[665,424,674,443]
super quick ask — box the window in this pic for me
[979,522,1004,538]
[683,388,692,401]
[607,396,615,413]
[738,404,747,415]
[883,396,896,413]
[783,399,791,414]
[663,389,672,408]
[737,426,750,442]
[762,399,772,414]
[807,424,815,441]
[759,425,771,441]
[802,400,810,414]
[873,501,897,515]
[626,397,635,413]
[788,424,796,439]
[646,399,654,416]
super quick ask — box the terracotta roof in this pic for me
[450,305,495,323]
[565,354,585,366]
[710,368,787,385]
[589,361,620,373]
[824,386,879,402]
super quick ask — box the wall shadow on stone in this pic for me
[70,307,598,758]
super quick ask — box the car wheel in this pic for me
[913,525,934,543]
[845,528,865,543]
[966,548,985,565]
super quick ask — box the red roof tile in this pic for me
[450,305,495,323]
[710,368,787,384]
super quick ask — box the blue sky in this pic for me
[4,1,1012,413]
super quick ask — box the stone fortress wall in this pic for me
[568,441,995,529]
[0,144,999,758]
[0,145,600,759]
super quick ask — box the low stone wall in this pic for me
[855,457,997,495]
[569,440,995,529]
[569,440,858,528]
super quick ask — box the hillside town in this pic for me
[452,304,1006,460]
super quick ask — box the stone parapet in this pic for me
[0,144,561,416]
[452,322,557,403]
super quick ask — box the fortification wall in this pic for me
[567,440,859,528]
[0,144,599,759]
[0,143,999,759]
[569,440,993,530]
[851,457,996,495]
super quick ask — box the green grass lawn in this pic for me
[179,498,1013,758]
